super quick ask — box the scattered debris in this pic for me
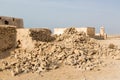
[0,27,120,76]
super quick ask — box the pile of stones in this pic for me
[0,27,120,76]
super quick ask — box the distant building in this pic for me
[100,27,105,37]
[0,16,24,28]
[95,26,107,39]
[54,27,95,37]
[100,26,107,39]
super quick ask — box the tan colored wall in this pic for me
[0,25,16,51]
[0,16,24,28]
[54,28,66,34]
[16,28,54,50]
[16,29,34,50]
[54,27,95,37]
[76,28,87,33]
[87,27,95,37]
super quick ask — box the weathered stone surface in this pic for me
[0,16,24,28]
[16,29,35,50]
[0,25,16,51]
[29,28,55,42]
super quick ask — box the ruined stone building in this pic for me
[0,16,24,51]
[0,16,24,28]
[100,27,107,39]
[54,27,108,39]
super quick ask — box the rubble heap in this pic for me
[0,27,120,76]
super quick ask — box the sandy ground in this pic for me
[1,38,120,80]
[98,38,120,49]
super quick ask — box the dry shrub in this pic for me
[108,43,115,49]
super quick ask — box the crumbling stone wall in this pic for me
[29,28,54,42]
[16,28,54,50]
[0,16,24,28]
[0,25,16,51]
[87,27,95,37]
[16,29,34,50]
[54,27,95,37]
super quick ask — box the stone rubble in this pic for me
[0,27,120,76]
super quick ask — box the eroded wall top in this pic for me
[0,16,24,28]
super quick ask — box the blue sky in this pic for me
[0,0,120,34]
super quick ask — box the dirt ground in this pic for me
[1,38,120,80]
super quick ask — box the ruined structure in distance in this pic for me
[54,27,95,37]
[0,16,24,28]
